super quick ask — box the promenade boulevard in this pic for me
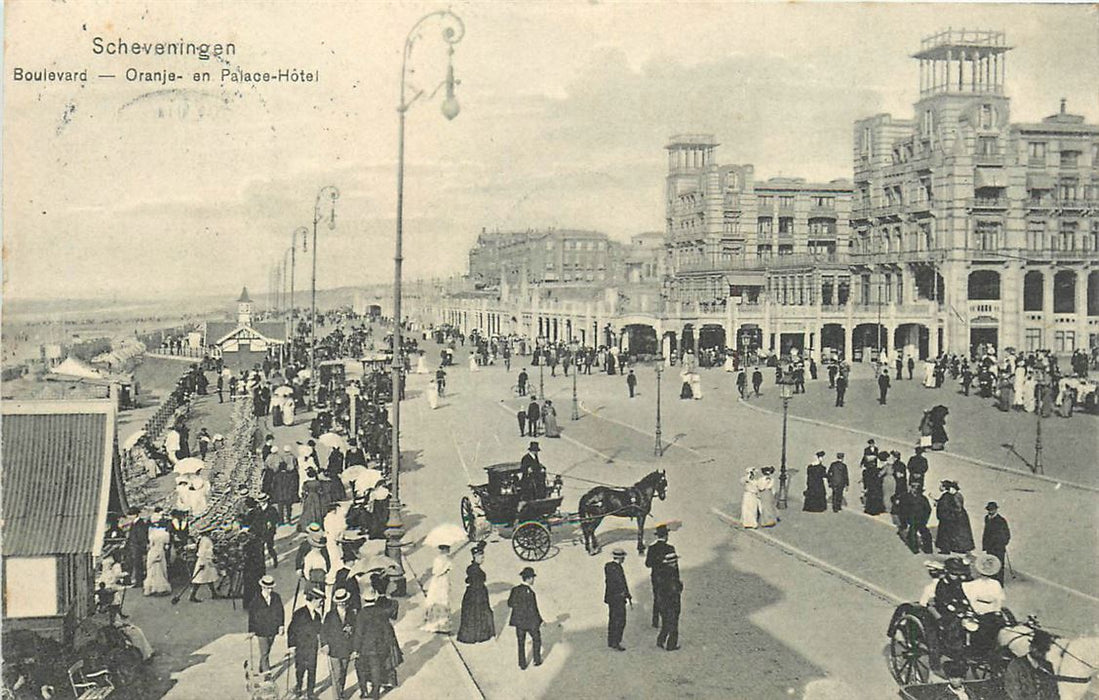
[125,344,1097,699]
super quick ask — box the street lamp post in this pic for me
[570,340,580,420]
[654,359,664,456]
[777,377,795,508]
[1033,368,1047,475]
[387,9,464,597]
[310,186,340,407]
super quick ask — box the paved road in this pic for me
[125,341,1098,699]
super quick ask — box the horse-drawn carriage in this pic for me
[460,462,565,561]
[459,463,669,561]
[888,560,1099,699]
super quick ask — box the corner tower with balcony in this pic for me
[853,29,1099,357]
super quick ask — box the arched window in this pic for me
[1023,271,1043,311]
[967,270,1001,300]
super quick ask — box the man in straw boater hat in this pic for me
[288,589,324,698]
[654,545,683,651]
[644,523,675,630]
[247,575,284,673]
[604,548,631,651]
[321,588,357,700]
[507,567,543,669]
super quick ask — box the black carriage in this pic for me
[459,462,564,561]
[887,600,1018,686]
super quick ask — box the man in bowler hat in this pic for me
[605,548,631,651]
[507,567,543,669]
[982,502,1011,585]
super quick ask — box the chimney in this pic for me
[1060,98,1067,114]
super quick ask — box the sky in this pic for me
[3,1,1098,301]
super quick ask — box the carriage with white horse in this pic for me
[888,557,1098,699]
[459,463,668,560]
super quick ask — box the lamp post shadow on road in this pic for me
[776,376,795,508]
[654,358,664,457]
[387,9,465,597]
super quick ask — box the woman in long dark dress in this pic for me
[934,481,975,554]
[802,457,828,512]
[456,543,494,644]
[862,453,887,515]
[297,469,326,532]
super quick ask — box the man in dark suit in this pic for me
[654,549,683,651]
[254,494,279,568]
[288,591,324,697]
[352,586,391,700]
[626,370,638,398]
[878,367,891,405]
[644,524,674,630]
[604,548,631,651]
[826,452,849,512]
[507,567,543,669]
[519,442,546,502]
[518,368,528,396]
[247,575,284,672]
[835,369,848,407]
[321,588,357,700]
[907,446,929,493]
[526,397,541,437]
[982,502,1011,585]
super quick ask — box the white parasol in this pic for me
[273,385,294,397]
[121,430,146,450]
[318,432,347,450]
[342,466,383,493]
[423,523,468,549]
[174,457,206,474]
[350,554,401,579]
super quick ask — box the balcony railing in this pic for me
[968,196,1008,210]
[968,300,1002,318]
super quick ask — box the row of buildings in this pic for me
[423,30,1099,362]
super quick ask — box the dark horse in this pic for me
[578,470,667,555]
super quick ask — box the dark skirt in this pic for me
[803,480,828,512]
[864,483,887,515]
[456,585,495,644]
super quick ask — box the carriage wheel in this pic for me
[460,497,477,540]
[889,613,932,685]
[512,522,551,561]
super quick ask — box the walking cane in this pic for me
[290,575,302,620]
[171,565,203,605]
[1005,550,1017,580]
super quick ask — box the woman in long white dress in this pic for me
[1013,366,1027,409]
[422,544,453,633]
[416,353,428,374]
[188,532,220,602]
[756,468,778,527]
[1022,373,1037,413]
[740,467,761,528]
[427,381,440,410]
[144,522,172,596]
[922,362,936,388]
[469,354,478,372]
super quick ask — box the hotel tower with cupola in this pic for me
[853,29,1099,357]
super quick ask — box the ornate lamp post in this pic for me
[1033,367,1048,475]
[387,9,464,597]
[777,376,795,508]
[290,226,307,322]
[310,186,340,407]
[570,339,580,420]
[654,359,664,456]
